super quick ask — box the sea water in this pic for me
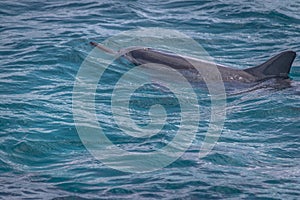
[1,0,300,199]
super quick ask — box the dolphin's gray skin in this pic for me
[90,42,296,83]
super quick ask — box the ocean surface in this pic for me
[1,0,300,199]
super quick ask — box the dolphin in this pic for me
[90,41,296,84]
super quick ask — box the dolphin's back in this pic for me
[123,48,296,82]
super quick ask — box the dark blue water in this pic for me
[1,0,300,199]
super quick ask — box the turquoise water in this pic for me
[1,0,300,199]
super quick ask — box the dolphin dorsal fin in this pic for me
[244,51,296,79]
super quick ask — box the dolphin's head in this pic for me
[120,47,154,65]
